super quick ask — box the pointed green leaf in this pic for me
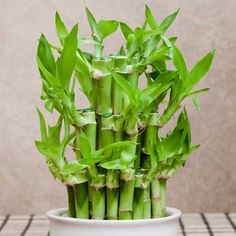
[181,144,200,162]
[171,45,188,79]
[37,56,59,88]
[55,12,68,45]
[63,161,87,174]
[184,50,215,92]
[36,108,47,142]
[191,95,200,111]
[145,46,170,65]
[75,54,92,100]
[35,141,63,166]
[158,130,184,161]
[85,8,97,34]
[56,24,78,89]
[144,35,160,57]
[145,5,158,29]
[93,141,136,158]
[120,22,133,40]
[48,116,62,145]
[160,9,180,33]
[100,159,127,170]
[97,20,119,41]
[37,34,56,76]
[119,46,126,56]
[187,88,209,97]
[44,100,54,113]
[120,151,137,165]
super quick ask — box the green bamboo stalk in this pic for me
[112,56,128,114]
[92,59,112,114]
[133,173,144,219]
[134,134,142,170]
[66,185,76,218]
[81,111,97,218]
[98,114,114,148]
[91,174,106,219]
[74,182,89,219]
[98,115,121,220]
[106,170,119,220]
[143,185,151,219]
[82,110,97,150]
[143,114,159,155]
[151,178,167,218]
[119,169,135,220]
[75,127,82,160]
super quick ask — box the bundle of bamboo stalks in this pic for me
[35,6,215,220]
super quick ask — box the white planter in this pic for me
[47,207,181,236]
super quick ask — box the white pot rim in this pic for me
[47,207,181,225]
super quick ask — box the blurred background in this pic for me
[0,0,235,214]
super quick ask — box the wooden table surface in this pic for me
[0,213,235,235]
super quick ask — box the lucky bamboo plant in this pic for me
[35,6,215,220]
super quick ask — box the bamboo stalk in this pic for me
[81,111,97,218]
[133,173,144,219]
[106,170,119,220]
[151,178,167,218]
[112,56,128,114]
[92,59,112,115]
[66,185,76,218]
[143,185,151,219]
[119,169,135,220]
[91,174,106,220]
[74,182,89,219]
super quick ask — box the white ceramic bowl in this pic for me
[47,207,181,236]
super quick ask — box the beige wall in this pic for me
[0,0,235,214]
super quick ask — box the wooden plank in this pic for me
[0,213,235,235]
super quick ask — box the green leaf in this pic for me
[158,130,184,161]
[191,95,200,111]
[120,151,137,165]
[62,161,87,174]
[119,46,126,56]
[140,82,173,112]
[48,116,62,146]
[35,141,62,161]
[145,46,170,65]
[160,9,180,33]
[44,100,53,113]
[180,144,200,162]
[187,88,210,96]
[183,50,215,92]
[111,71,137,104]
[100,151,136,170]
[36,108,47,142]
[144,35,160,57]
[171,45,188,79]
[37,34,56,76]
[36,56,60,88]
[120,22,133,40]
[75,54,92,100]
[55,12,69,45]
[78,38,101,47]
[145,5,158,29]
[56,24,78,89]
[100,160,127,170]
[97,20,119,41]
[79,131,92,158]
[93,141,136,159]
[86,8,97,34]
